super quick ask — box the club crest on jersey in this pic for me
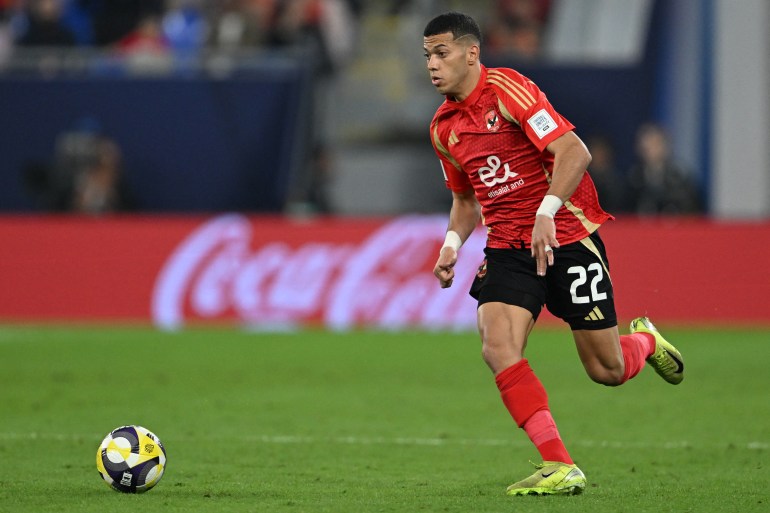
[485,108,500,132]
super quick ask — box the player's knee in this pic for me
[586,361,625,387]
[480,336,523,373]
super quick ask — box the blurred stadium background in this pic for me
[0,0,768,328]
[1,3,769,511]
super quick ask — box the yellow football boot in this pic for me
[506,461,586,496]
[630,316,684,384]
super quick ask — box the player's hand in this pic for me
[531,214,559,277]
[434,247,458,288]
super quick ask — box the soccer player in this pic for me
[424,12,685,496]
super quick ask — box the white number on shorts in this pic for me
[567,263,607,304]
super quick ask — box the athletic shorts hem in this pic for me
[473,285,543,320]
[564,317,618,331]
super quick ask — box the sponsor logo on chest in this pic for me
[477,155,525,198]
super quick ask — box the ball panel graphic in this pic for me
[96,425,166,493]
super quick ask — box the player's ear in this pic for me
[467,43,480,65]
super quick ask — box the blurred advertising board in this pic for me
[1,215,767,328]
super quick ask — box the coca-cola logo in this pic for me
[152,214,486,330]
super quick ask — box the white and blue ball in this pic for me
[96,425,166,493]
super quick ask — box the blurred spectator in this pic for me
[116,12,172,72]
[270,0,357,73]
[627,123,702,215]
[585,134,629,214]
[16,0,76,47]
[59,0,94,45]
[484,0,551,59]
[270,0,360,214]
[71,136,128,214]
[85,0,164,46]
[117,12,167,51]
[162,0,207,55]
[23,118,134,214]
[206,0,277,50]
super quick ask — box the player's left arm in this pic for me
[531,131,592,276]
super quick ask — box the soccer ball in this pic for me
[96,425,167,493]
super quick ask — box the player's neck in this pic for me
[447,65,482,103]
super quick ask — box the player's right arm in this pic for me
[429,115,478,288]
[434,188,480,288]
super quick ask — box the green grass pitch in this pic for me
[0,324,768,512]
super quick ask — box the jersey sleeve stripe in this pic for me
[565,200,602,236]
[487,70,537,106]
[509,79,537,106]
[432,122,463,172]
[488,69,538,105]
[487,76,531,110]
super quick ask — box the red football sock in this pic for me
[619,333,656,383]
[495,359,573,464]
[523,410,572,464]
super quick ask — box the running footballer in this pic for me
[425,12,685,496]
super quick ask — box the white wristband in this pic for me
[442,230,462,252]
[536,194,563,218]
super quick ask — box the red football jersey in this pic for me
[430,65,612,249]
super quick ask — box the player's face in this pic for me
[423,32,477,101]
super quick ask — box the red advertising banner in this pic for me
[1,215,768,328]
